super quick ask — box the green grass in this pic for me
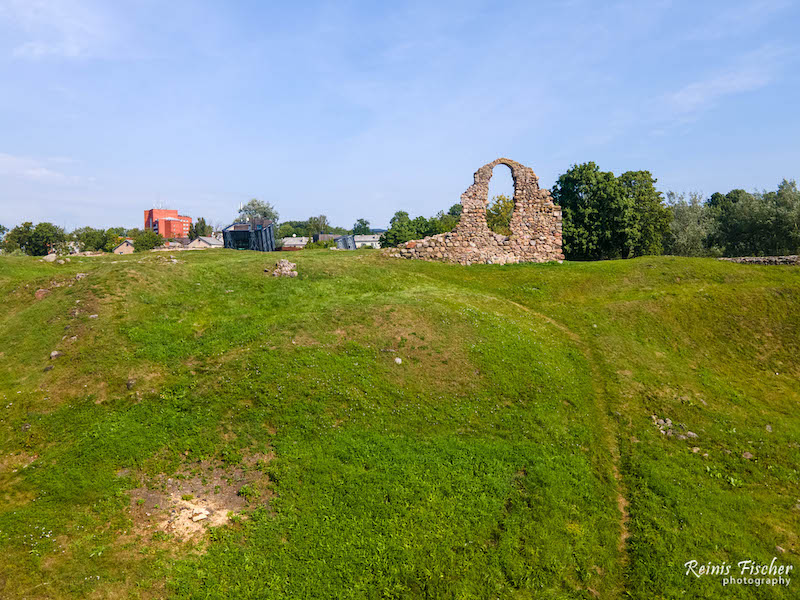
[0,250,798,599]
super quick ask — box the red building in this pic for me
[144,209,192,239]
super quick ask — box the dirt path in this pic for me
[403,278,632,591]
[482,293,631,579]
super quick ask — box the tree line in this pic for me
[0,218,216,256]
[3,169,798,258]
[377,162,800,260]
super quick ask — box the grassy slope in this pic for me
[0,250,798,599]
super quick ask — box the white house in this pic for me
[354,234,381,249]
[281,236,309,250]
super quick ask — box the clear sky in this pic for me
[1,0,798,231]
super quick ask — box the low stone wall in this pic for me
[385,158,563,265]
[720,256,799,266]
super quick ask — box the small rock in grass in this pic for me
[776,545,786,553]
[35,288,50,300]
[126,379,136,390]
[50,350,63,360]
[742,451,753,459]
[766,424,772,433]
[43,365,54,372]
[21,423,30,432]
[676,434,687,441]
[692,447,700,453]
[75,273,87,280]
[686,431,698,439]
[57,259,65,265]
[394,357,402,365]
[89,314,98,319]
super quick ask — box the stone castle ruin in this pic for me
[387,158,564,265]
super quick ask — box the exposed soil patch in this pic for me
[128,454,273,541]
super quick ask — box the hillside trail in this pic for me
[481,294,630,557]
[410,278,631,592]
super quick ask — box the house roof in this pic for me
[197,236,223,246]
[282,236,308,243]
[112,240,134,250]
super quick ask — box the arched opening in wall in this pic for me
[486,164,515,236]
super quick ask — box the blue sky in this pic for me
[1,0,798,230]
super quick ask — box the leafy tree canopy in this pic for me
[552,162,671,260]
[132,230,164,252]
[236,199,279,223]
[353,218,371,235]
[486,195,514,236]
[307,215,330,236]
[190,217,213,240]
[2,222,65,256]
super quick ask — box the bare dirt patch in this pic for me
[128,455,273,541]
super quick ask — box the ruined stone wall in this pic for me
[385,158,563,265]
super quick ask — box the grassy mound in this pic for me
[0,250,798,599]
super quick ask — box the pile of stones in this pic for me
[269,259,298,278]
[720,255,799,266]
[651,414,698,441]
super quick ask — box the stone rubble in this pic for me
[720,255,800,266]
[651,414,698,441]
[269,259,298,278]
[386,158,563,265]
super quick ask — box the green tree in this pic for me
[380,208,461,247]
[190,217,212,239]
[24,223,66,256]
[390,211,410,227]
[486,195,514,235]
[447,204,463,218]
[708,181,800,256]
[410,216,435,238]
[1,222,34,253]
[236,199,279,223]
[431,210,458,233]
[103,230,126,252]
[72,227,106,252]
[132,230,164,252]
[0,224,7,239]
[379,221,417,248]
[353,218,371,235]
[618,170,672,256]
[663,192,714,256]
[307,215,330,236]
[552,162,671,260]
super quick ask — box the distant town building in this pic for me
[112,239,135,255]
[188,236,223,249]
[222,219,276,252]
[144,209,192,239]
[354,234,381,249]
[312,233,337,243]
[335,235,357,250]
[281,235,308,250]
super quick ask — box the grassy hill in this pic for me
[0,249,798,599]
